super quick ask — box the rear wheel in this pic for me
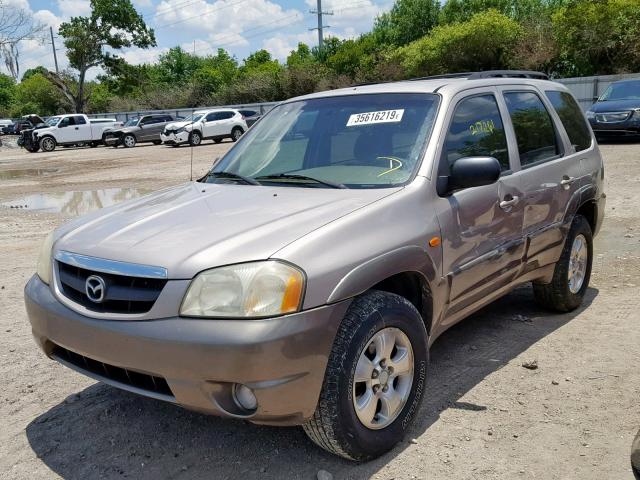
[39,136,56,152]
[231,127,243,142]
[303,290,428,461]
[189,131,202,146]
[533,214,593,312]
[122,134,136,148]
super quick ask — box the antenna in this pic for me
[190,40,195,182]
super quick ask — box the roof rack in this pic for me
[405,70,549,82]
[467,70,549,80]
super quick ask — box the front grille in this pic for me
[51,344,174,398]
[57,260,167,314]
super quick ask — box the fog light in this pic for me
[233,384,257,411]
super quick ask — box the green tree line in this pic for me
[1,0,640,117]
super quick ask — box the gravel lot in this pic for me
[0,138,638,479]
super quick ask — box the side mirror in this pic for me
[437,156,501,195]
[593,96,600,102]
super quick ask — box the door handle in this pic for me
[499,195,520,210]
[74,127,79,130]
[560,175,576,186]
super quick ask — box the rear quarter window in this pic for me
[545,90,592,152]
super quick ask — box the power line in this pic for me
[155,0,251,29]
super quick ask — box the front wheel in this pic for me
[122,134,136,148]
[303,290,428,461]
[39,136,56,152]
[189,131,202,146]
[533,214,593,312]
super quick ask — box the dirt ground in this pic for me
[0,137,638,480]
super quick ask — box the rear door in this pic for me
[497,86,584,267]
[435,88,525,321]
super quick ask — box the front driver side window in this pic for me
[442,94,510,173]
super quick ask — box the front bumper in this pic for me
[103,135,121,146]
[161,132,189,145]
[25,275,350,425]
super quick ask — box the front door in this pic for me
[435,89,525,321]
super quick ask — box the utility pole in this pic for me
[50,26,59,73]
[309,0,333,51]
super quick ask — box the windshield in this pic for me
[208,93,439,189]
[599,81,640,101]
[45,117,61,126]
[124,117,139,127]
[182,113,204,123]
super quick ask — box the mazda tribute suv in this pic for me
[25,70,605,461]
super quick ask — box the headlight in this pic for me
[36,230,55,285]
[586,110,596,120]
[180,261,305,318]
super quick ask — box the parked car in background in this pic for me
[586,78,640,139]
[103,114,175,148]
[160,109,247,146]
[24,71,605,461]
[237,109,262,127]
[20,114,121,152]
[0,119,12,133]
[633,429,640,479]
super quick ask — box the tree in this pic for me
[439,0,558,24]
[396,10,523,77]
[0,72,14,114]
[0,0,45,79]
[54,0,155,112]
[552,0,640,75]
[373,0,441,46]
[12,72,66,116]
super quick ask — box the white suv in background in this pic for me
[161,109,247,146]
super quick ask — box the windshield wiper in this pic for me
[255,173,347,189]
[206,171,261,185]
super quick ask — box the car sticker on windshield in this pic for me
[347,109,404,127]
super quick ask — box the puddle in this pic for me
[2,188,151,216]
[0,168,59,180]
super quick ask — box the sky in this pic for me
[5,0,393,80]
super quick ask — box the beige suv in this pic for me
[25,70,605,460]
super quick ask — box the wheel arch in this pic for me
[326,246,436,335]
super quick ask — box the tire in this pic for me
[303,290,428,461]
[89,141,98,148]
[231,127,243,142]
[189,131,202,146]
[122,134,136,148]
[26,144,40,153]
[533,214,593,312]
[153,140,162,145]
[39,136,56,152]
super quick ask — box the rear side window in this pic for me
[503,92,560,167]
[442,94,510,171]
[220,112,235,120]
[73,115,86,125]
[545,90,592,152]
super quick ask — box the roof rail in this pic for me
[407,73,472,81]
[468,70,549,80]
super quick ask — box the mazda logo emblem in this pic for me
[85,275,106,303]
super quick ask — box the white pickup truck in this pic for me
[20,114,121,152]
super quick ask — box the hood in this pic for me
[165,120,197,130]
[23,114,45,125]
[589,99,640,113]
[54,182,400,279]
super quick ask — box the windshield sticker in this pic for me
[347,109,405,127]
